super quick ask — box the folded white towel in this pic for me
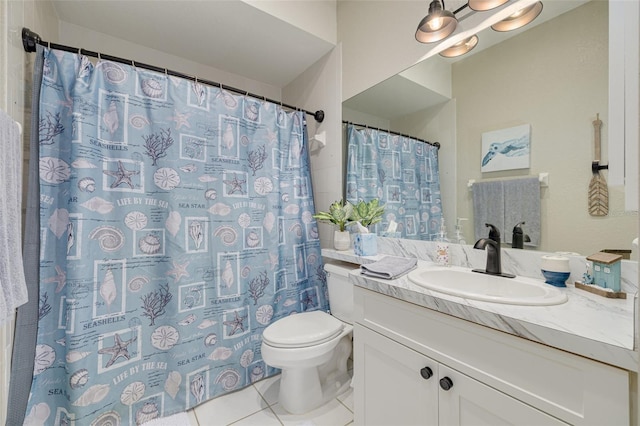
[361,256,418,280]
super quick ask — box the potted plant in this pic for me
[351,198,385,256]
[312,200,354,251]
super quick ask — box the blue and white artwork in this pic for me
[480,124,531,172]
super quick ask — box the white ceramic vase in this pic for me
[333,230,351,251]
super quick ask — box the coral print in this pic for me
[24,47,328,424]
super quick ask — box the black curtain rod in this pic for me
[343,121,440,149]
[21,28,325,123]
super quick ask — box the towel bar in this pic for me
[467,173,548,191]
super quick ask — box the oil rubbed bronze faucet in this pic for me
[472,224,515,278]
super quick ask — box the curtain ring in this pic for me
[97,51,101,60]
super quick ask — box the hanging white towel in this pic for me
[503,177,541,246]
[472,180,505,241]
[0,109,28,324]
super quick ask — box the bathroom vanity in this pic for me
[322,246,637,425]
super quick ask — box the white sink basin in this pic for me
[408,267,568,306]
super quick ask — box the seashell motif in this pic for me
[72,383,110,407]
[244,102,259,121]
[48,208,70,238]
[81,197,114,214]
[154,167,180,190]
[307,253,318,265]
[240,135,250,146]
[78,55,92,79]
[165,211,181,237]
[221,261,234,288]
[124,211,147,231]
[24,403,51,425]
[198,175,217,183]
[284,204,300,215]
[101,61,127,84]
[302,211,313,224]
[245,231,261,248]
[256,305,274,325]
[99,269,117,311]
[72,158,97,169]
[214,226,237,246]
[40,157,71,184]
[208,203,231,216]
[253,177,273,196]
[209,346,233,360]
[190,374,205,404]
[180,163,197,173]
[263,212,275,233]
[189,221,204,249]
[215,369,240,391]
[308,226,319,240]
[33,344,56,375]
[91,410,121,426]
[78,177,96,193]
[204,189,217,200]
[128,275,149,292]
[129,114,150,129]
[283,298,297,307]
[238,213,251,228]
[89,226,125,252]
[192,82,206,106]
[204,333,218,347]
[197,319,217,329]
[70,368,89,389]
[103,101,119,135]
[220,90,238,109]
[151,325,179,350]
[178,314,197,326]
[290,136,302,160]
[282,193,290,202]
[289,223,303,238]
[222,124,235,150]
[139,233,162,255]
[120,381,145,406]
[66,350,91,363]
[165,371,181,399]
[135,402,159,424]
[240,349,254,368]
[241,266,251,279]
[140,78,164,98]
[250,365,265,383]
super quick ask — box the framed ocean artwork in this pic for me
[481,124,531,172]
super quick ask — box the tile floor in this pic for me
[184,373,354,426]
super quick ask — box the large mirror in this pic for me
[343,0,637,256]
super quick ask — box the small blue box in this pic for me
[354,233,377,256]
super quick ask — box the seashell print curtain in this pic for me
[346,124,443,239]
[22,47,328,424]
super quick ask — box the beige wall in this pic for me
[453,1,636,255]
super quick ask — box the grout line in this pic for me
[336,396,353,414]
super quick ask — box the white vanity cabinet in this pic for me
[353,287,630,425]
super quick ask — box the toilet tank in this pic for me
[324,261,359,325]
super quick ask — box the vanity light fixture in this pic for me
[415,0,458,43]
[439,35,479,57]
[491,1,543,32]
[468,0,510,12]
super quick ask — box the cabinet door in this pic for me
[437,364,567,426]
[354,324,438,426]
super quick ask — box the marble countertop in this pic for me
[323,249,638,371]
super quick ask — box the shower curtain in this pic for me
[346,125,443,239]
[18,47,328,424]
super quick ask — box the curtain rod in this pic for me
[343,121,440,149]
[21,28,325,124]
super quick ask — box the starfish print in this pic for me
[103,161,139,189]
[223,311,247,336]
[98,333,137,368]
[168,110,191,130]
[301,293,315,311]
[44,265,66,293]
[223,175,246,195]
[167,260,190,283]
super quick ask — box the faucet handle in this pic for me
[484,223,501,243]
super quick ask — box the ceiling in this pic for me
[50,0,336,88]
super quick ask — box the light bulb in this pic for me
[428,17,444,31]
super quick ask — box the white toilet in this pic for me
[261,261,357,414]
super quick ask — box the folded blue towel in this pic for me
[360,256,418,280]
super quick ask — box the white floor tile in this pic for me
[271,399,353,426]
[229,407,282,426]
[337,388,353,412]
[253,374,281,406]
[193,385,268,425]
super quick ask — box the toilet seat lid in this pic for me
[262,311,344,348]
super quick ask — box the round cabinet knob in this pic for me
[439,376,454,391]
[419,366,433,380]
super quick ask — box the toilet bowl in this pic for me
[261,261,357,414]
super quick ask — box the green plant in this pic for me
[352,198,385,229]
[312,200,354,232]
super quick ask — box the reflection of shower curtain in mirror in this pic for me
[346,125,443,239]
[15,47,328,424]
